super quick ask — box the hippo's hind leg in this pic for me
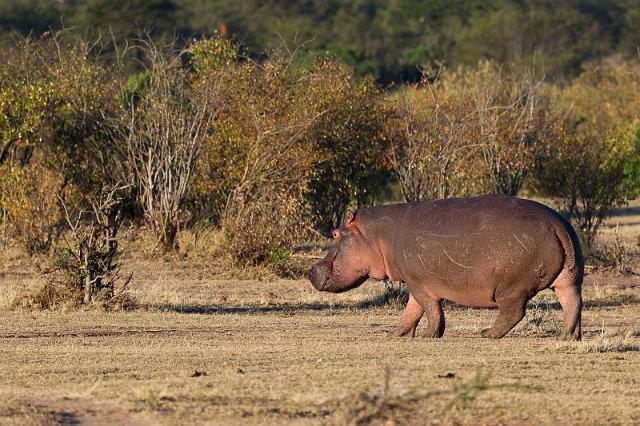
[552,269,583,341]
[392,293,424,337]
[481,294,528,339]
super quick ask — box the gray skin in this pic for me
[308,195,583,340]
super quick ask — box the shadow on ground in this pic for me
[149,292,401,315]
[151,290,640,315]
[526,294,640,311]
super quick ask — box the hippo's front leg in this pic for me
[392,293,424,337]
[414,293,445,338]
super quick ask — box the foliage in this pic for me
[386,80,483,202]
[190,44,391,261]
[0,33,125,254]
[445,61,555,195]
[206,52,320,264]
[19,186,134,310]
[536,126,637,252]
[0,160,66,255]
[1,30,640,266]
[536,60,640,251]
[115,39,221,249]
[187,34,237,79]
[0,33,122,191]
[303,60,389,232]
[0,37,55,167]
[3,0,640,83]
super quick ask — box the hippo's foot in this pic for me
[481,300,527,339]
[416,295,445,338]
[554,284,582,341]
[480,327,503,339]
[559,329,581,341]
[422,326,445,338]
[391,326,416,337]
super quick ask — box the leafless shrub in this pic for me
[387,81,482,203]
[16,185,134,310]
[116,38,221,250]
[592,224,635,275]
[469,63,552,195]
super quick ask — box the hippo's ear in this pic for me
[344,210,356,226]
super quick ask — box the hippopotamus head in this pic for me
[308,211,385,292]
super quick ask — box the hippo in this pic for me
[308,194,583,340]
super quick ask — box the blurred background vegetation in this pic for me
[1,0,639,84]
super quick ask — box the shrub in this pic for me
[592,224,635,275]
[211,52,320,264]
[0,160,66,255]
[18,186,134,310]
[536,126,638,251]
[386,80,483,202]
[0,32,124,253]
[444,61,555,196]
[115,39,222,249]
[0,37,54,167]
[534,59,640,252]
[303,60,389,233]
[0,33,123,195]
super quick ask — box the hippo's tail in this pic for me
[550,212,584,340]
[552,213,585,290]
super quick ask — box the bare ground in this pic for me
[1,203,640,425]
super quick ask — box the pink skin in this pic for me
[308,195,584,341]
[308,212,386,293]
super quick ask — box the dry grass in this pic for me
[1,202,640,425]
[1,259,640,425]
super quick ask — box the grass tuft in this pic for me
[557,328,640,353]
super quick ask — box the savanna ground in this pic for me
[1,201,640,425]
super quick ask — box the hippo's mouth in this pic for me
[309,266,369,293]
[321,274,369,293]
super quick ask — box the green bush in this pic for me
[536,60,640,251]
[303,60,389,233]
[536,126,638,251]
[0,33,124,253]
[210,52,318,264]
